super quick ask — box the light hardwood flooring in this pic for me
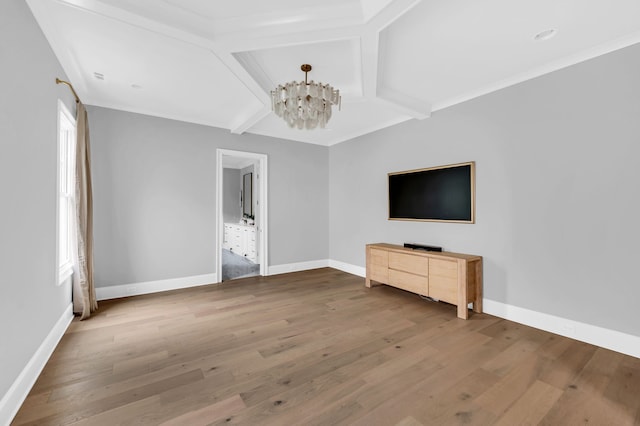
[13,268,640,425]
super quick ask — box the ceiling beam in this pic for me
[55,0,216,50]
[230,107,271,135]
[360,29,380,99]
[215,26,363,53]
[376,86,431,119]
[366,0,422,32]
[360,0,427,118]
[55,0,278,134]
[213,51,275,134]
[44,0,432,140]
[214,51,271,104]
[232,52,276,94]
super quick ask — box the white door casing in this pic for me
[216,149,268,281]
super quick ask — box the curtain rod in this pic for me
[56,78,80,103]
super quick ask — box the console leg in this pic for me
[473,260,483,313]
[457,260,469,319]
[457,303,469,320]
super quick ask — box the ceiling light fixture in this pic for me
[534,29,557,41]
[271,64,341,129]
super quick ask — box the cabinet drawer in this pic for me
[389,269,428,295]
[429,275,457,304]
[389,252,428,276]
[429,259,457,279]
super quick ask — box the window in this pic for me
[58,100,76,284]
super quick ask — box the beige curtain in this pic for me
[72,102,97,319]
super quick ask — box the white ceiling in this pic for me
[27,0,640,146]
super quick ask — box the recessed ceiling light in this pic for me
[93,72,104,80]
[534,29,557,41]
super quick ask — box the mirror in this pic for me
[243,172,253,217]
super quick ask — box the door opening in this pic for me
[216,149,268,282]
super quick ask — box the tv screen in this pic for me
[388,162,475,223]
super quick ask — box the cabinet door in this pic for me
[231,226,242,252]
[428,259,458,304]
[369,248,389,283]
[247,244,257,262]
[241,228,249,256]
[247,228,256,249]
[223,225,231,249]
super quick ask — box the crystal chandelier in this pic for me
[271,64,341,129]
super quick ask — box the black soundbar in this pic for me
[404,243,443,252]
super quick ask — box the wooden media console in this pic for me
[366,243,483,319]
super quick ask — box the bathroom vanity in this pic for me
[223,223,257,263]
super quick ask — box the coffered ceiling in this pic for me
[26,0,640,145]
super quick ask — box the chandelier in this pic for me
[271,64,341,129]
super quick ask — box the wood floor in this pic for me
[13,268,640,425]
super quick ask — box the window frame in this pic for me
[57,100,76,285]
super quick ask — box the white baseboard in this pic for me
[95,260,360,301]
[328,259,366,278]
[95,272,218,301]
[0,303,73,426]
[483,299,640,359]
[267,259,329,276]
[267,259,365,277]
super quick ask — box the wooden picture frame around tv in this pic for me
[388,161,475,223]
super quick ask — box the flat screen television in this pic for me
[388,161,475,223]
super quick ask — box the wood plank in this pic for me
[159,394,246,426]
[475,352,545,416]
[12,268,640,425]
[493,380,562,426]
[395,416,424,426]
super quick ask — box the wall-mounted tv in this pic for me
[388,161,475,223]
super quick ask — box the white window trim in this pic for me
[57,100,76,286]
[59,262,73,284]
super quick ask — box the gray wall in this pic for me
[223,168,241,223]
[329,43,640,337]
[89,107,329,287]
[0,0,75,402]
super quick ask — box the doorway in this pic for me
[216,149,268,282]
